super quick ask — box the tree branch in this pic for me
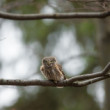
[67,62,110,83]
[0,62,110,87]
[0,11,110,20]
[72,75,110,87]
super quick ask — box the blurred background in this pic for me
[0,0,110,110]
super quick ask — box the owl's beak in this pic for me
[49,62,53,67]
[46,62,51,67]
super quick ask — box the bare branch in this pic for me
[0,62,110,87]
[67,62,110,83]
[0,11,110,20]
[73,75,110,87]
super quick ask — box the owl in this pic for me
[40,57,66,82]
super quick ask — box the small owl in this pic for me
[40,57,66,82]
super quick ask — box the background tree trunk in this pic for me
[96,18,110,110]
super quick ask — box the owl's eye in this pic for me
[43,60,47,63]
[50,60,55,63]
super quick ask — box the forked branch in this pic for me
[0,62,110,87]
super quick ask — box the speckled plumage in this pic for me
[40,57,66,82]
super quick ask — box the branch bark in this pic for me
[0,11,110,20]
[0,62,110,87]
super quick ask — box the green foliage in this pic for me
[75,20,96,50]
[5,87,100,110]
[17,20,61,47]
[77,20,96,36]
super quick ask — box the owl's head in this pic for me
[42,56,56,67]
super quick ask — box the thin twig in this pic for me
[2,0,34,11]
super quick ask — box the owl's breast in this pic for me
[43,66,64,81]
